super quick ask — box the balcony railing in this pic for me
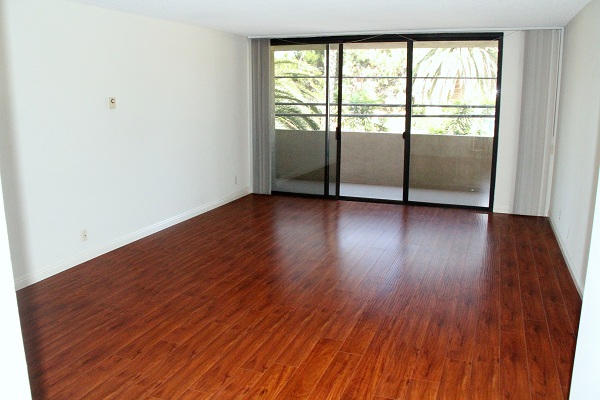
[274,129,494,192]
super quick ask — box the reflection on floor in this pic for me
[273,179,490,207]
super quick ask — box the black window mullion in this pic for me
[335,43,343,199]
[488,36,504,211]
[324,45,331,196]
[403,41,414,203]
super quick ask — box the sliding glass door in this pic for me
[338,42,408,201]
[270,34,502,210]
[408,40,500,207]
[272,44,331,195]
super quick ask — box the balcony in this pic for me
[273,129,493,207]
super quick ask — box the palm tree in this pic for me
[272,43,498,135]
[273,48,401,133]
[412,43,498,105]
[410,43,498,136]
[273,53,326,131]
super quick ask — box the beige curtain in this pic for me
[513,29,562,216]
[251,38,273,195]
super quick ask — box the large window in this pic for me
[271,34,502,209]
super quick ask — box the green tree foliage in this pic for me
[341,46,407,133]
[274,46,407,133]
[413,43,498,136]
[274,51,326,130]
[413,44,498,105]
[273,41,498,136]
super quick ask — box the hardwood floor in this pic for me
[16,194,582,399]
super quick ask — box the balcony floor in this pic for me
[273,179,490,208]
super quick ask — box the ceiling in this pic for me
[68,0,591,37]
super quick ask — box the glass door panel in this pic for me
[408,40,499,207]
[272,44,329,195]
[328,44,340,196]
[338,42,408,201]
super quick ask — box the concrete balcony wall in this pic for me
[274,129,494,193]
[274,129,326,182]
[339,131,404,187]
[409,133,493,192]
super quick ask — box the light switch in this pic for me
[108,97,116,109]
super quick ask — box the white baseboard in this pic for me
[548,213,584,296]
[14,188,251,290]
[492,205,512,214]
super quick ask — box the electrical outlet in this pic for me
[81,229,88,242]
[235,176,238,185]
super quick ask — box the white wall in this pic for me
[0,0,32,395]
[0,173,31,398]
[1,0,251,288]
[570,162,600,399]
[493,31,525,214]
[563,2,600,397]
[549,0,600,292]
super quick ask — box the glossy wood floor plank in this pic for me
[403,379,440,400]
[207,368,263,400]
[376,315,424,398]
[468,343,500,400]
[523,319,564,400]
[274,338,342,399]
[17,195,581,399]
[308,351,361,399]
[192,306,294,395]
[436,358,472,400]
[245,363,297,400]
[340,315,397,399]
[500,332,531,400]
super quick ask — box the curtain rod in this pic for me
[248,26,564,39]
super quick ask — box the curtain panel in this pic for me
[513,30,562,216]
[251,38,273,195]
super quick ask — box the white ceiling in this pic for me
[68,0,591,37]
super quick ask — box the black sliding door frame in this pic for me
[403,40,414,203]
[489,36,504,212]
[271,32,504,212]
[324,44,331,196]
[335,43,344,199]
